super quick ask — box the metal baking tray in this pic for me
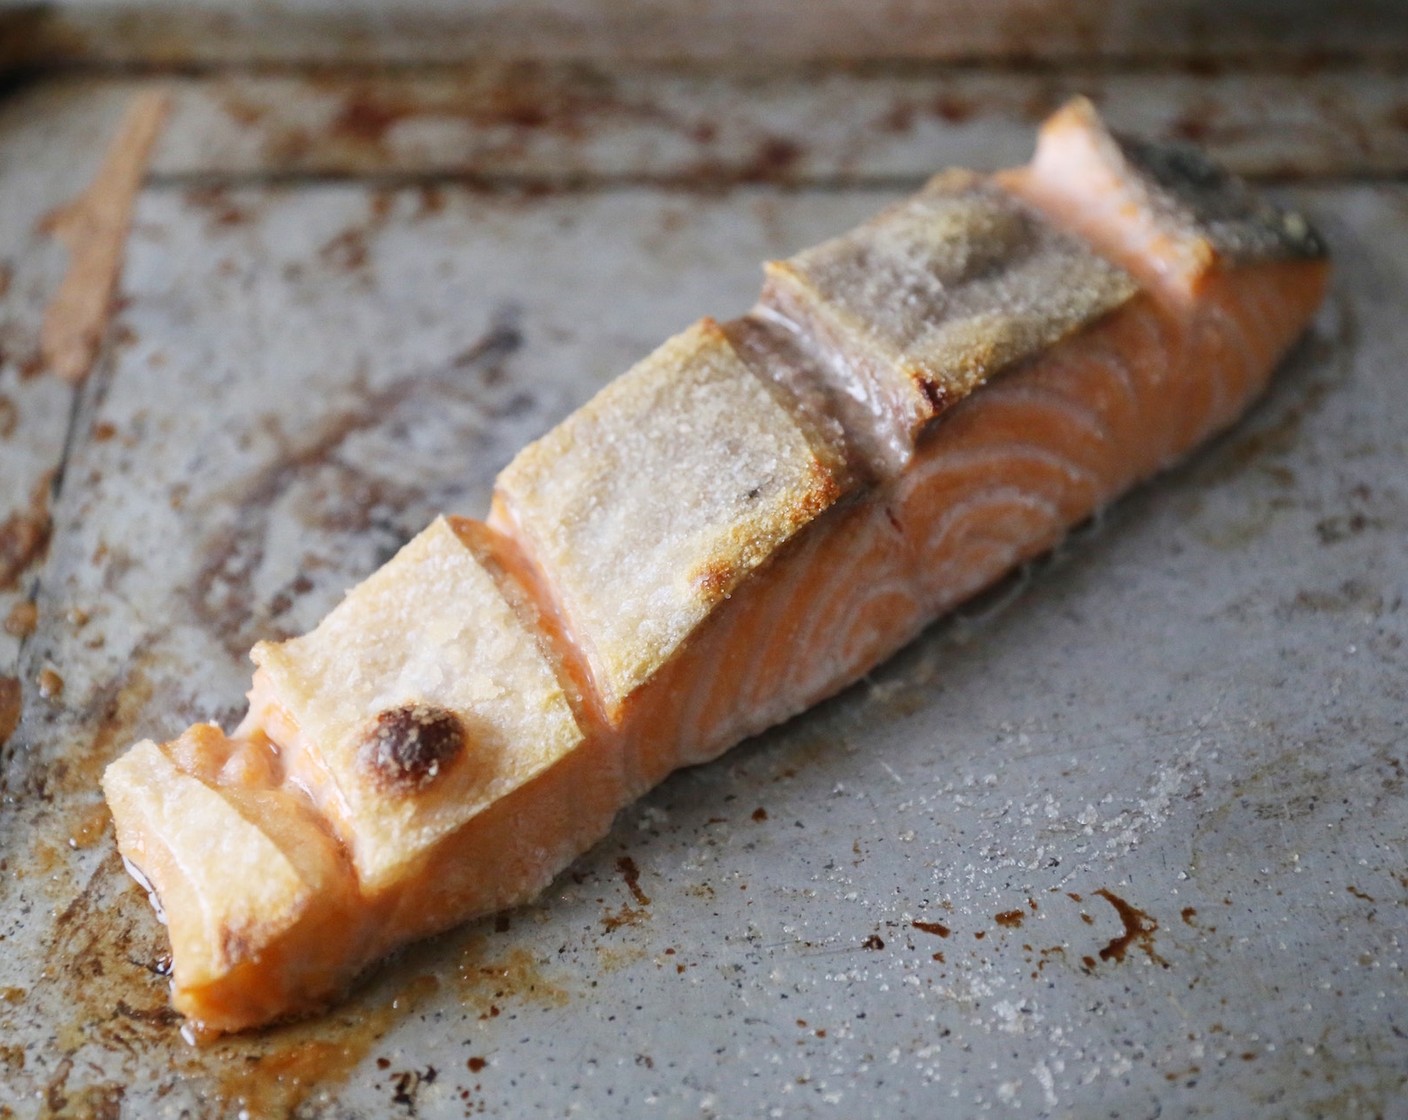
[1,53,1405,1119]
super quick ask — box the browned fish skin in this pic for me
[757,169,1139,474]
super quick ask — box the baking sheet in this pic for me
[1,67,1406,1119]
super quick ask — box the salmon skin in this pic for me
[102,100,1328,1034]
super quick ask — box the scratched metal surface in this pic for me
[2,64,1408,1120]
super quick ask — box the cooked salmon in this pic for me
[101,99,1329,1034]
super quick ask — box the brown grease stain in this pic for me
[207,972,440,1114]
[912,920,950,938]
[29,851,446,1117]
[66,802,110,849]
[879,99,916,133]
[45,660,154,801]
[0,676,20,748]
[453,942,570,1017]
[37,667,64,700]
[931,94,975,124]
[1181,906,1199,926]
[617,855,651,906]
[861,934,885,950]
[1035,945,1065,974]
[26,836,64,877]
[185,186,251,230]
[328,73,596,150]
[4,599,37,637]
[601,905,648,932]
[994,909,1025,929]
[0,473,53,590]
[1093,888,1166,967]
[319,227,370,271]
[751,806,768,822]
[196,983,438,1120]
[1170,109,1214,144]
[315,65,681,168]
[1347,885,1375,902]
[743,136,805,183]
[330,93,415,146]
[236,67,837,186]
[415,185,446,219]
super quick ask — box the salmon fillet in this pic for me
[101,100,1328,1034]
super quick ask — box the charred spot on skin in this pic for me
[916,375,951,418]
[360,704,466,794]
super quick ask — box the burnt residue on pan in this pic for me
[188,316,530,661]
[1091,888,1166,968]
[8,842,570,1117]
